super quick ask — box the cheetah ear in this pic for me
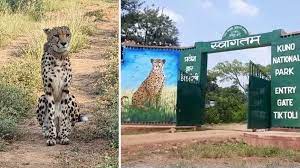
[162,59,166,64]
[43,28,51,35]
[61,26,70,31]
[151,59,154,63]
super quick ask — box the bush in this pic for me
[0,117,17,140]
[204,108,221,124]
[0,82,34,120]
[232,103,247,122]
[205,86,247,123]
[0,58,41,94]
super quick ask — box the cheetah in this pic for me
[131,58,166,109]
[36,26,86,146]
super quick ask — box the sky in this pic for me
[143,0,300,87]
[122,48,180,90]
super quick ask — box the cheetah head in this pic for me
[151,59,166,72]
[43,26,71,53]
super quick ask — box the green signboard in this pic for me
[177,25,300,128]
[271,36,300,127]
[177,48,205,126]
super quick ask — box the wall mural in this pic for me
[121,47,180,122]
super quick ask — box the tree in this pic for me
[211,60,271,94]
[121,0,144,42]
[211,59,248,93]
[206,71,219,92]
[121,0,143,12]
[121,0,179,46]
[205,86,247,123]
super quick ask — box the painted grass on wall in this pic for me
[122,87,177,122]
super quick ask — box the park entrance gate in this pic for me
[248,61,271,129]
[177,25,300,128]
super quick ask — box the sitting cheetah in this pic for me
[36,26,86,146]
[132,59,166,109]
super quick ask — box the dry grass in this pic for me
[173,140,300,162]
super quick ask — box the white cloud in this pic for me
[200,0,214,9]
[229,0,259,16]
[160,8,184,24]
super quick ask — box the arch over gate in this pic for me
[177,25,300,128]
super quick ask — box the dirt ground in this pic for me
[121,124,300,168]
[0,1,118,168]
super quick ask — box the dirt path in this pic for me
[122,130,243,147]
[122,128,300,168]
[0,36,29,65]
[0,2,118,168]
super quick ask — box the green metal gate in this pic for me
[248,61,271,129]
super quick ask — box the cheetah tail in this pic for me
[78,114,89,122]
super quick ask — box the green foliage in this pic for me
[0,0,45,21]
[205,86,247,123]
[0,82,32,141]
[211,59,248,93]
[0,58,41,93]
[232,103,247,122]
[121,0,179,46]
[211,60,271,93]
[0,117,17,140]
[205,60,271,124]
[0,82,34,120]
[121,0,143,12]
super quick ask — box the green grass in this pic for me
[174,141,300,162]
[122,87,177,122]
[0,82,34,119]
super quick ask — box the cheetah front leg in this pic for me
[58,105,72,145]
[36,95,49,138]
[58,94,79,145]
[44,92,57,146]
